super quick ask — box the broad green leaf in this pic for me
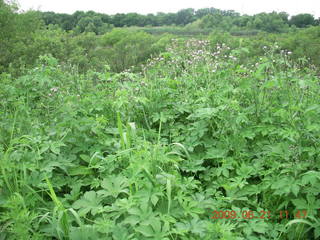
[136,225,154,237]
[100,175,129,198]
[72,191,103,216]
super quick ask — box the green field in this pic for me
[1,1,320,239]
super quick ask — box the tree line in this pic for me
[39,8,319,34]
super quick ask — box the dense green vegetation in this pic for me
[1,0,320,76]
[39,8,319,34]
[1,1,320,239]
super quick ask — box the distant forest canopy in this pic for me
[38,8,319,34]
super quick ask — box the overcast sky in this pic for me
[17,0,320,17]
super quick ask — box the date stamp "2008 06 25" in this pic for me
[211,210,308,220]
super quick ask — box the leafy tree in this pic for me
[112,13,126,27]
[290,13,316,28]
[75,16,94,33]
[247,12,289,33]
[175,8,195,25]
[122,13,146,26]
[75,16,112,34]
[0,0,43,73]
[145,13,157,26]
[195,8,219,18]
[197,13,235,31]
[41,12,76,31]
[155,12,176,26]
[279,11,289,24]
[233,14,250,27]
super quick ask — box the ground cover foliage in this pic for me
[1,37,320,239]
